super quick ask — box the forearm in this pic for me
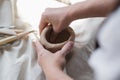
[44,68,73,80]
[68,0,119,21]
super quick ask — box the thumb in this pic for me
[33,40,44,54]
[39,15,48,34]
[56,41,74,57]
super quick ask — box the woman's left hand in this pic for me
[33,40,73,76]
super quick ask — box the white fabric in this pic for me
[66,18,104,80]
[17,0,67,31]
[0,0,43,80]
[89,7,120,80]
[55,0,86,5]
[70,0,86,4]
[0,0,13,27]
[0,0,104,80]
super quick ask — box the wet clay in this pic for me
[40,26,75,53]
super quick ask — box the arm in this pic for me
[39,0,118,33]
[68,0,118,20]
[34,40,74,80]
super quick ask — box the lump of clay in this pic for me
[40,26,75,53]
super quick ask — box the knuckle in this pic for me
[44,8,52,14]
[41,13,49,21]
[45,8,51,11]
[41,12,47,18]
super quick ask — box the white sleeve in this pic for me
[89,6,120,80]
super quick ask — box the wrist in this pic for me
[67,1,91,20]
[65,6,75,23]
[44,67,73,80]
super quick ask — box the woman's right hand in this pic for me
[39,6,72,34]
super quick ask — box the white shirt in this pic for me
[89,6,120,80]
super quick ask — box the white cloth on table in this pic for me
[0,0,104,80]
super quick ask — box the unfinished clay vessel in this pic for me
[40,26,75,53]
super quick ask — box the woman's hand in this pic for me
[39,7,72,34]
[33,40,73,80]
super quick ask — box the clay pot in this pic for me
[40,26,75,53]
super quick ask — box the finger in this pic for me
[57,41,74,57]
[50,30,58,42]
[33,40,44,54]
[53,25,61,33]
[39,16,48,34]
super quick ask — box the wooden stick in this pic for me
[0,30,34,46]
